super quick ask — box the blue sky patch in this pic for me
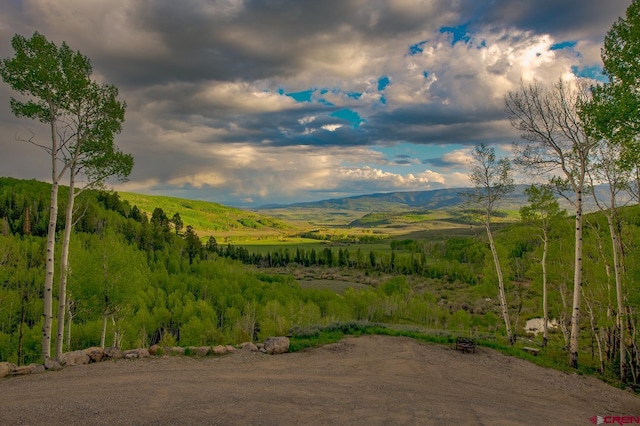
[330,109,364,128]
[318,98,334,106]
[550,40,577,51]
[423,71,429,78]
[571,65,606,82]
[286,89,315,102]
[439,23,471,45]
[378,75,390,91]
[347,91,362,100]
[409,40,427,55]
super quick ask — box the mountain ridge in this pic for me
[257,185,533,212]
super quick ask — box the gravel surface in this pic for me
[1,335,638,425]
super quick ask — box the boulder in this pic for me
[14,364,37,375]
[124,349,139,359]
[212,345,227,355]
[188,346,209,357]
[240,342,259,352]
[149,344,161,356]
[84,346,105,363]
[225,345,235,353]
[264,337,290,355]
[31,364,46,374]
[60,350,90,366]
[137,348,150,359]
[104,347,124,360]
[0,362,16,378]
[44,358,63,371]
[168,346,185,356]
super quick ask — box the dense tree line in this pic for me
[220,240,481,286]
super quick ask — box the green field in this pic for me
[118,192,296,238]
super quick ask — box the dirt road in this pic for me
[1,335,638,425]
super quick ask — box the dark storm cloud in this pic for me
[468,0,630,40]
[93,0,462,87]
[366,104,514,146]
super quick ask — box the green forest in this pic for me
[1,176,639,388]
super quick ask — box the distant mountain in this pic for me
[258,184,632,215]
[258,185,533,212]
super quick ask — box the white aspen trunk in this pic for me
[569,189,583,369]
[100,312,108,349]
[583,287,605,373]
[559,282,571,347]
[112,315,121,348]
[542,230,549,346]
[42,118,59,362]
[55,171,76,360]
[486,218,512,343]
[65,296,72,352]
[608,210,625,382]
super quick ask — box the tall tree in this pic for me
[579,0,640,381]
[55,80,132,360]
[0,32,90,361]
[506,79,600,368]
[462,143,515,343]
[519,185,565,346]
[588,139,633,382]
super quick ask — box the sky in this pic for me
[0,0,632,207]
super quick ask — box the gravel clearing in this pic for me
[1,335,638,425]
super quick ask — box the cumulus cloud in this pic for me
[0,0,630,206]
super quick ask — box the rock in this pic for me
[0,362,16,378]
[240,342,259,352]
[31,364,46,374]
[169,346,185,356]
[14,364,37,375]
[137,348,150,359]
[124,349,139,359]
[187,346,209,357]
[60,350,90,366]
[84,346,105,363]
[149,344,161,355]
[225,345,235,353]
[212,345,227,355]
[44,358,63,371]
[104,347,124,360]
[264,337,290,355]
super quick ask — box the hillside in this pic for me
[257,185,534,227]
[117,191,295,237]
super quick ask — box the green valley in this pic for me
[1,176,639,390]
